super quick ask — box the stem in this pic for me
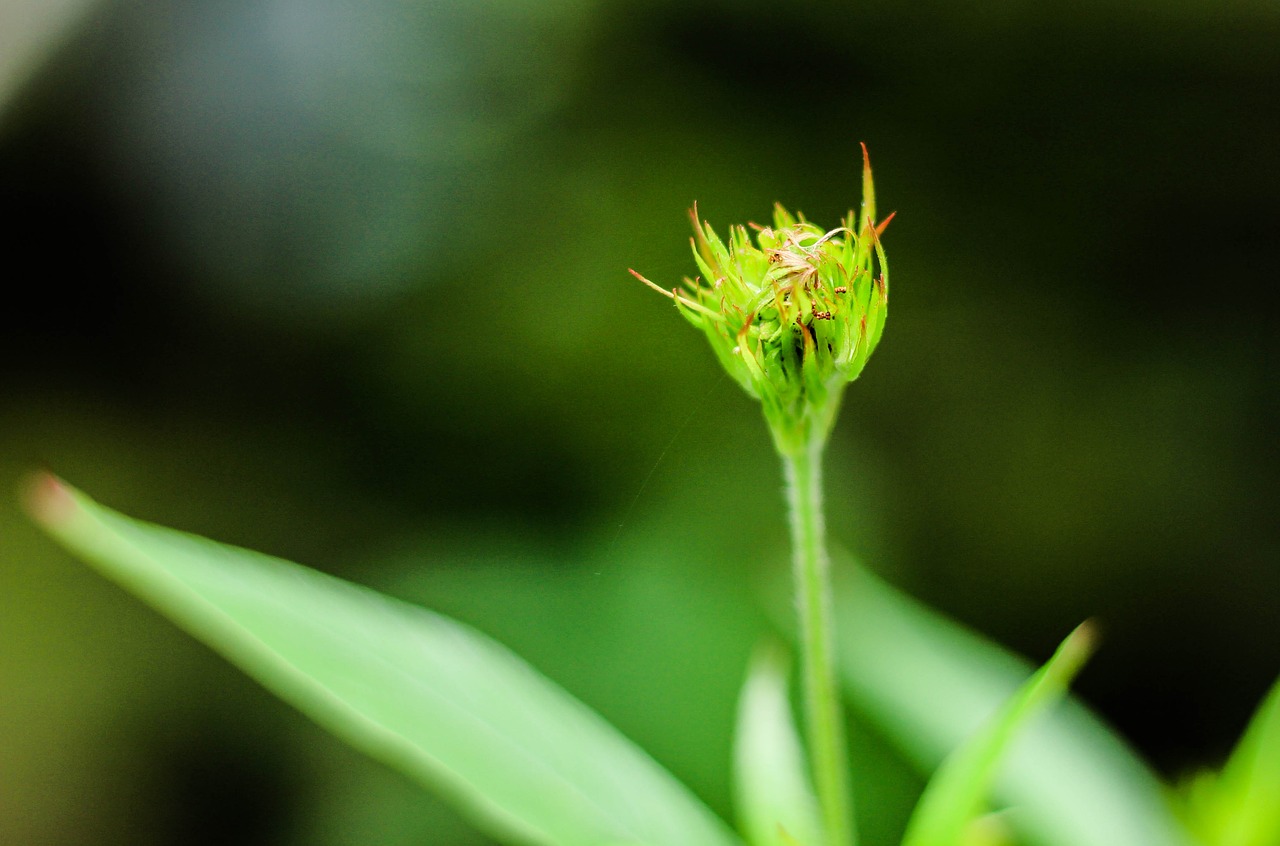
[784,436,855,846]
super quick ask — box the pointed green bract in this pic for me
[1182,675,1280,846]
[900,624,1096,846]
[27,476,742,846]
[733,645,825,846]
[633,145,891,454]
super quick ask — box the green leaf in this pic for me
[26,475,742,846]
[900,623,1095,846]
[832,565,1195,846]
[1184,674,1280,846]
[733,645,824,846]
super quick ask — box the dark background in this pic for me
[2,1,1277,844]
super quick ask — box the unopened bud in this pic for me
[632,144,893,454]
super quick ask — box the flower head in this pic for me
[633,144,893,454]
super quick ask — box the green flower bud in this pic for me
[633,144,893,455]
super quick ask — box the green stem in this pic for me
[784,436,855,846]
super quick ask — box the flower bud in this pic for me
[632,144,892,454]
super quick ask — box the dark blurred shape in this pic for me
[0,0,100,109]
[139,714,297,846]
[7,0,597,323]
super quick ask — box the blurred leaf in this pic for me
[832,565,1195,846]
[27,476,742,846]
[92,0,597,321]
[0,0,99,112]
[733,645,824,846]
[957,812,1015,846]
[1183,675,1280,846]
[900,623,1094,846]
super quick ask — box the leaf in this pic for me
[899,623,1095,846]
[1184,674,1280,846]
[26,475,742,846]
[957,812,1015,846]
[832,565,1196,846]
[733,644,824,846]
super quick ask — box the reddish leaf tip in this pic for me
[21,470,76,526]
[1071,618,1103,653]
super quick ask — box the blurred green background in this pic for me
[1,0,1277,843]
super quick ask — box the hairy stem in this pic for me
[784,437,855,846]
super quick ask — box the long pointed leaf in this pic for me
[27,475,742,846]
[1186,674,1280,846]
[900,623,1094,846]
[832,565,1194,846]
[733,645,824,846]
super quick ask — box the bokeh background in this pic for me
[2,1,1277,844]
